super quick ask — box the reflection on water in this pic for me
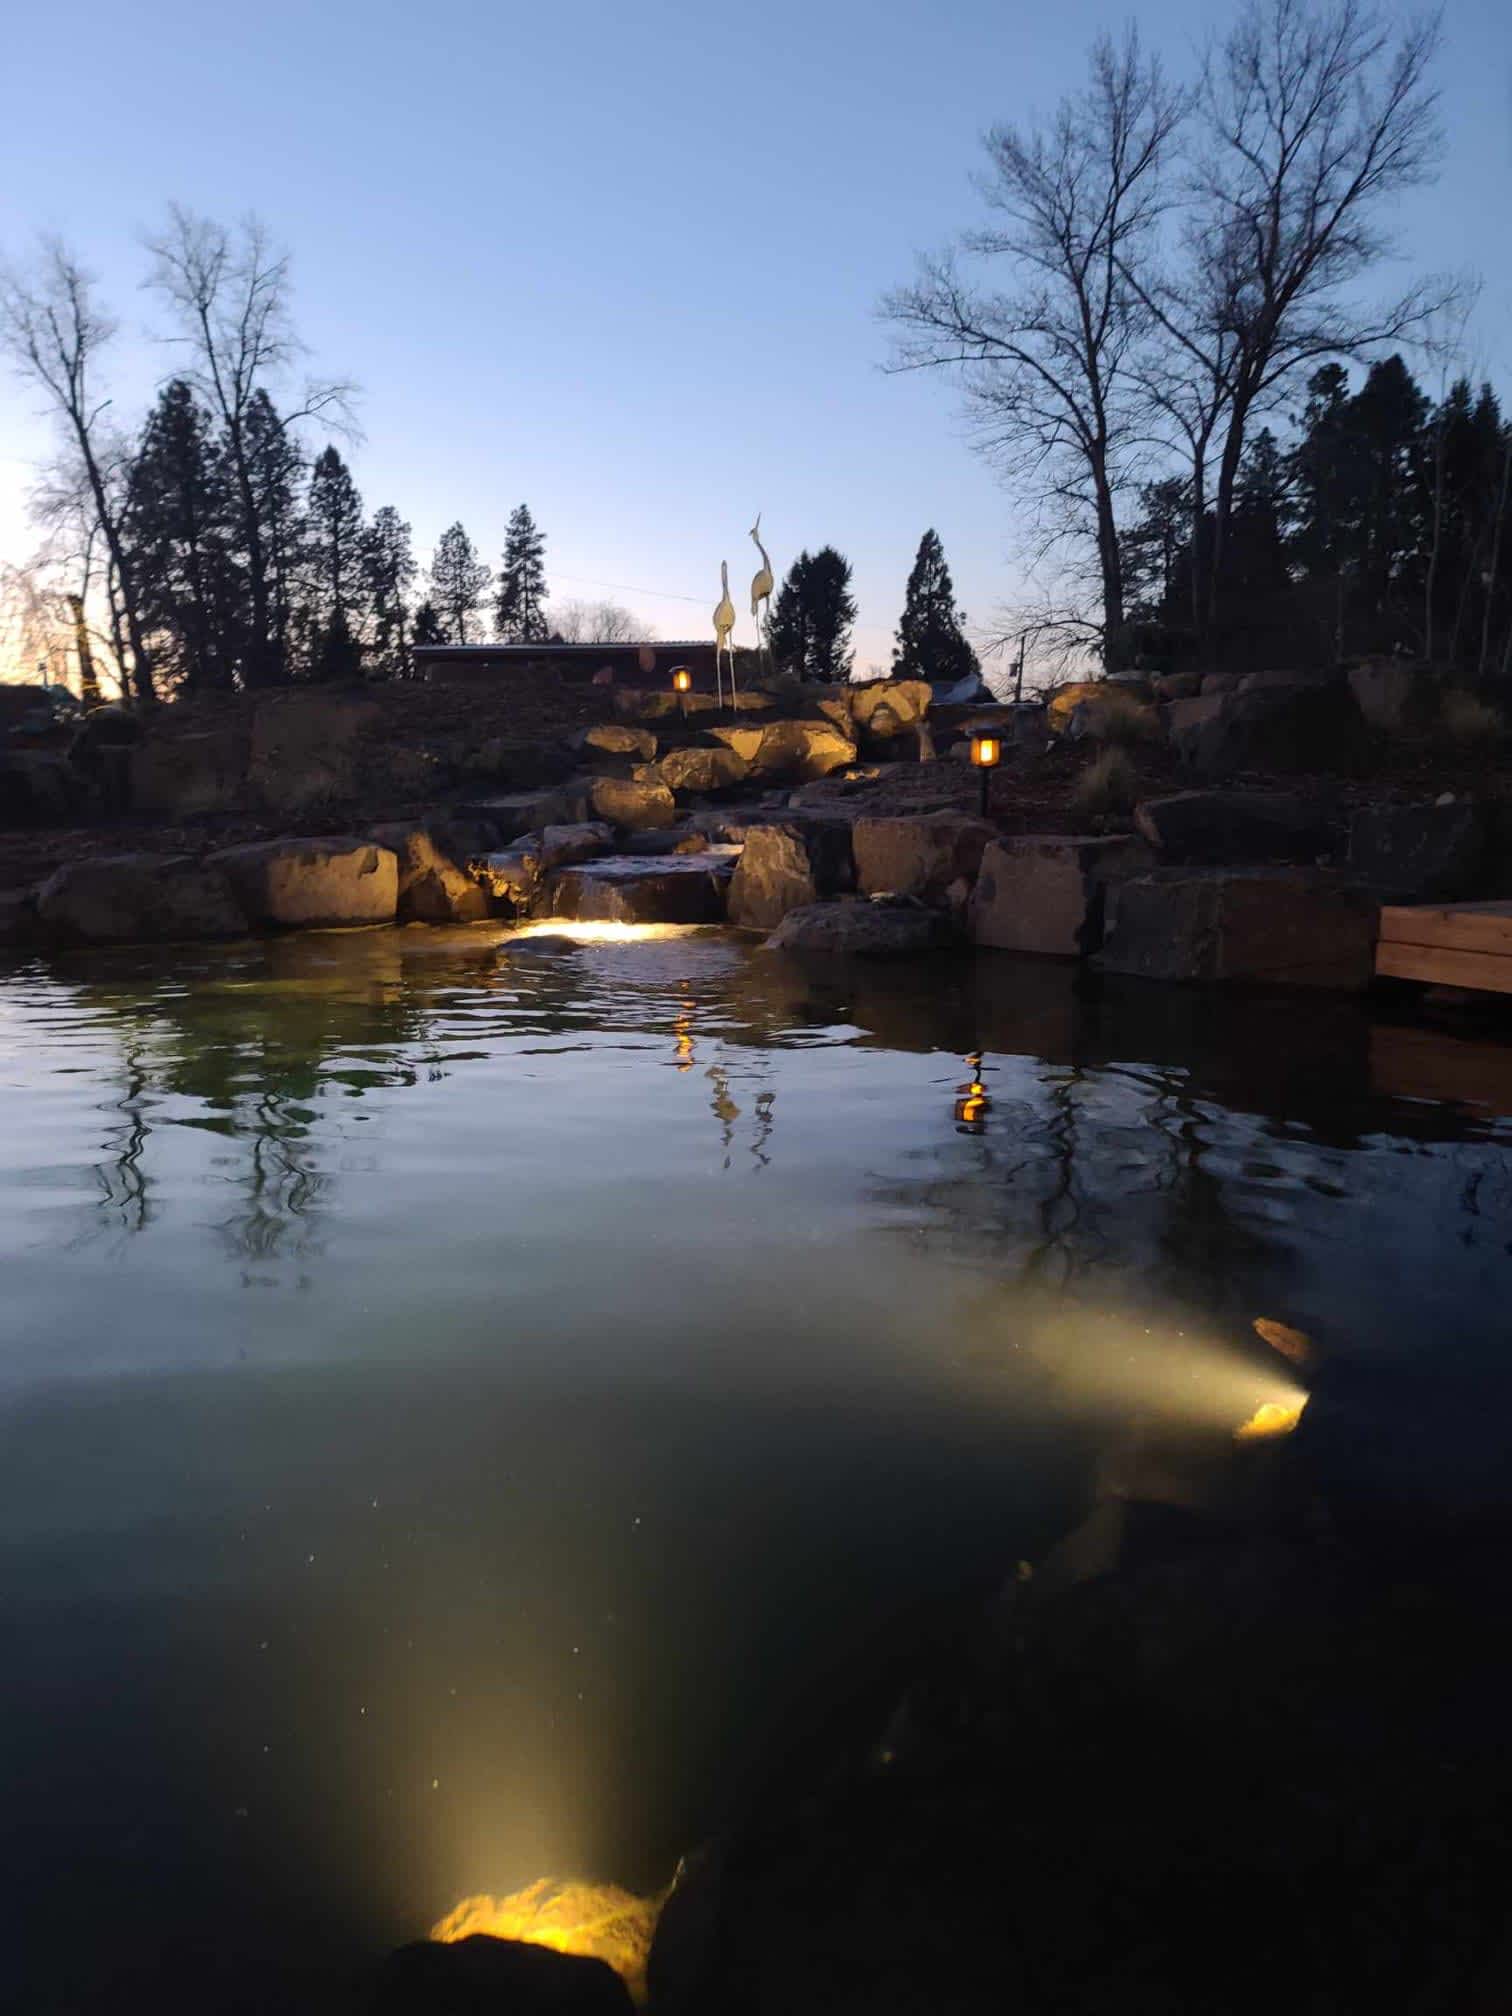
[1,926,1510,2008]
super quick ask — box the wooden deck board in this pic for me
[1379,901,1512,957]
[1376,939,1512,995]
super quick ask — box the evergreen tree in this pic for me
[239,389,307,681]
[767,547,856,681]
[313,606,362,684]
[121,378,240,693]
[305,446,364,630]
[891,529,978,684]
[494,503,548,641]
[411,599,445,648]
[428,523,491,643]
[361,505,417,677]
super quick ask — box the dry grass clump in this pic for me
[1440,690,1505,741]
[1072,746,1140,816]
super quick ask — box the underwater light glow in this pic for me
[1234,1395,1308,1442]
[506,921,708,946]
[432,1879,663,2005]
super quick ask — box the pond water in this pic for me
[2,924,1511,2009]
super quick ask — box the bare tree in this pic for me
[144,207,356,686]
[1177,0,1445,647]
[884,31,1183,669]
[0,241,156,702]
[546,597,654,643]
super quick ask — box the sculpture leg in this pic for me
[727,642,738,711]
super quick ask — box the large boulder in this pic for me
[210,836,398,928]
[0,750,82,826]
[1134,791,1337,865]
[1100,868,1377,987]
[248,693,379,815]
[369,822,491,923]
[453,788,574,840]
[644,745,751,796]
[1176,683,1365,779]
[563,774,678,832]
[0,887,38,945]
[705,724,767,763]
[574,722,657,762]
[727,817,854,931]
[35,853,247,945]
[765,899,956,957]
[749,719,857,782]
[372,1935,634,2015]
[541,852,734,925]
[611,687,719,723]
[849,678,932,746]
[853,812,996,908]
[969,835,1142,957]
[129,727,250,819]
[1347,799,1488,901]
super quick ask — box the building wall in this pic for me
[417,644,720,689]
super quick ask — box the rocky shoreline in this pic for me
[4,664,1509,1006]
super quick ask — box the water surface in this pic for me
[2,925,1510,2009]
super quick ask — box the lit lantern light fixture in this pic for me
[954,1049,992,1134]
[671,665,693,719]
[969,731,1002,817]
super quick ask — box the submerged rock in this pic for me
[372,1934,634,2014]
[764,899,956,957]
[35,853,248,944]
[210,836,398,929]
[0,887,36,945]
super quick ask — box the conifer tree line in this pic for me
[886,0,1510,680]
[0,214,560,702]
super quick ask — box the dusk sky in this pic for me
[3,0,1509,678]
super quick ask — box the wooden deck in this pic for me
[1376,901,1512,995]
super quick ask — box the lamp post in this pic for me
[672,665,692,723]
[969,732,1001,819]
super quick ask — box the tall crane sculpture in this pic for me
[749,514,774,677]
[712,560,737,707]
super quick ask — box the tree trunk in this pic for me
[1477,439,1511,682]
[68,595,102,708]
[1094,467,1127,670]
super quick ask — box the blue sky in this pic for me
[2,0,1509,675]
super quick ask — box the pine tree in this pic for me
[768,547,857,681]
[239,389,307,682]
[361,505,417,677]
[891,529,978,685]
[411,600,445,649]
[313,606,362,684]
[121,378,240,693]
[306,446,364,631]
[428,523,491,643]
[494,503,548,642]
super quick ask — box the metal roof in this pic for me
[412,641,712,655]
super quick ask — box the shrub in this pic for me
[1440,690,1505,741]
[1072,747,1139,816]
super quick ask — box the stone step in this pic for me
[539,850,738,925]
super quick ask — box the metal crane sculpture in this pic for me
[749,514,774,676]
[712,560,737,708]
